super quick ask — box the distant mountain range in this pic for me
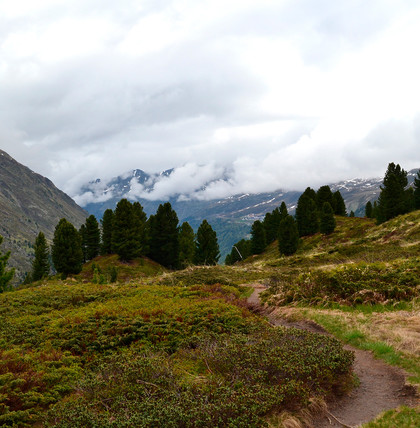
[78,167,419,261]
[0,150,87,281]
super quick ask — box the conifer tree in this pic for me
[31,232,50,281]
[316,185,334,211]
[320,202,336,234]
[332,191,347,216]
[132,202,148,255]
[376,163,409,223]
[52,219,83,276]
[101,209,114,255]
[148,202,180,269]
[0,235,14,292]
[178,222,195,268]
[112,199,141,262]
[194,220,220,265]
[278,215,299,256]
[250,220,266,254]
[225,239,251,265]
[413,170,420,210]
[279,201,288,218]
[85,215,101,261]
[349,210,355,217]
[296,194,319,237]
[79,224,87,263]
[365,201,373,218]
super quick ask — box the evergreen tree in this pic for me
[148,202,180,269]
[332,191,347,216]
[376,163,409,223]
[250,220,266,254]
[194,220,220,265]
[349,210,355,217]
[225,239,251,265]
[79,224,87,263]
[101,209,114,255]
[278,215,299,256]
[31,232,50,281]
[295,194,319,237]
[316,185,334,211]
[372,201,379,220]
[302,187,317,201]
[112,199,142,262]
[365,201,373,218]
[133,202,148,254]
[279,201,288,218]
[320,202,336,235]
[414,170,420,210]
[85,215,101,261]
[52,218,83,276]
[178,222,195,268]
[0,235,14,292]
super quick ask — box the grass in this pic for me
[362,407,420,428]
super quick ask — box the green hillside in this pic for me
[1,211,419,426]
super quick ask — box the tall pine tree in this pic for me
[376,163,409,223]
[101,209,114,255]
[278,215,299,256]
[320,202,336,235]
[251,220,266,254]
[194,220,220,265]
[148,202,179,269]
[332,191,347,216]
[52,219,83,276]
[316,185,334,211]
[31,232,50,281]
[85,215,101,261]
[178,222,195,268]
[296,194,319,237]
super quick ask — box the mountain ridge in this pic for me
[0,149,88,281]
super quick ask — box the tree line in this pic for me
[27,200,220,280]
[226,185,345,264]
[364,163,420,223]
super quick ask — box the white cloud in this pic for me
[1,0,420,203]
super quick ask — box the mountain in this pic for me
[77,166,418,261]
[0,150,87,281]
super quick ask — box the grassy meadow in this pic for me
[1,211,420,426]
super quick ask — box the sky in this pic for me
[1,0,420,204]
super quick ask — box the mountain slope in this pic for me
[0,150,87,280]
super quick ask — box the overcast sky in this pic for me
[1,0,420,203]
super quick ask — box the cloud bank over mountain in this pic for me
[1,0,420,200]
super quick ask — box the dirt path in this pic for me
[247,284,419,427]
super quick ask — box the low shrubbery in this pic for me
[265,258,420,306]
[47,329,354,428]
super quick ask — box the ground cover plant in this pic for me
[0,263,354,427]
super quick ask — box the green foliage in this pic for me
[178,222,195,268]
[362,407,420,428]
[414,170,420,210]
[51,219,83,276]
[320,202,336,235]
[194,220,220,265]
[296,194,319,237]
[31,232,50,281]
[84,215,100,261]
[46,329,353,428]
[0,235,14,292]
[316,185,333,211]
[278,215,299,256]
[365,201,373,218]
[100,209,114,255]
[225,238,251,265]
[250,220,266,254]
[267,258,420,306]
[148,202,180,269]
[333,190,347,216]
[263,203,287,244]
[112,199,144,262]
[376,163,409,224]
